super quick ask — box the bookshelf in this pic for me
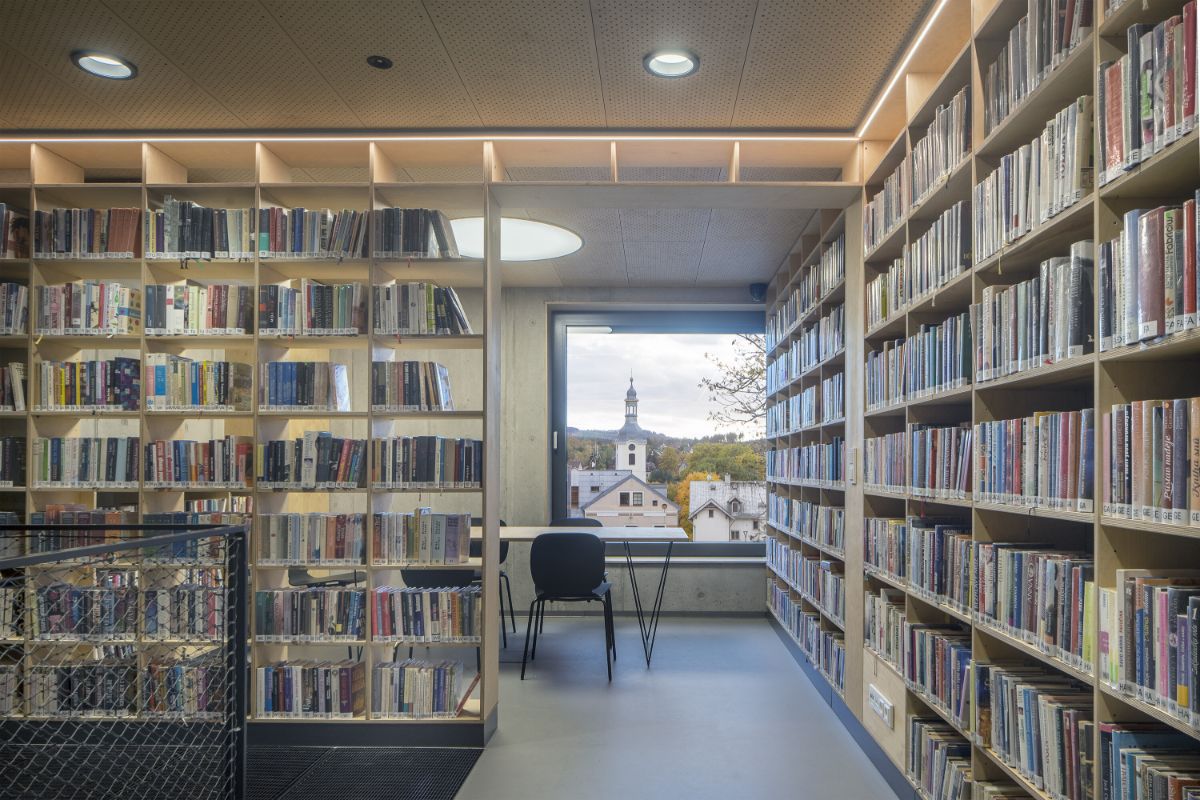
[767,0,1200,796]
[0,138,503,744]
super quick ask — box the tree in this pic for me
[649,445,683,483]
[566,436,614,470]
[670,471,713,538]
[685,442,764,481]
[699,333,766,430]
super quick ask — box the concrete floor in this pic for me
[456,616,900,800]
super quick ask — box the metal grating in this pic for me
[247,746,482,800]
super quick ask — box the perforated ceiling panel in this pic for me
[105,0,361,128]
[624,240,704,284]
[422,0,606,128]
[552,242,631,287]
[0,0,242,129]
[590,0,756,127]
[733,0,932,128]
[261,0,481,128]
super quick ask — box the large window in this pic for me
[550,311,766,545]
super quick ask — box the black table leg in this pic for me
[622,540,675,666]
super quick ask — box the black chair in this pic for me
[469,518,515,641]
[399,567,482,670]
[521,532,614,681]
[548,517,602,527]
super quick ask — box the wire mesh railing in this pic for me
[0,523,248,800]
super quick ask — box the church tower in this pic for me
[616,377,647,480]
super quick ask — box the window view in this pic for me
[565,331,766,539]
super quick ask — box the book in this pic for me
[143,282,254,334]
[32,436,130,487]
[144,197,254,258]
[372,282,472,337]
[254,587,365,641]
[865,309,971,409]
[766,437,844,486]
[370,659,471,719]
[907,717,972,800]
[34,356,140,411]
[35,280,142,335]
[863,156,908,255]
[371,510,472,565]
[142,436,252,488]
[371,208,460,259]
[1104,397,1197,525]
[975,408,1095,511]
[369,436,483,490]
[256,433,367,490]
[256,207,367,258]
[258,361,351,411]
[144,354,251,411]
[258,279,366,336]
[370,585,481,643]
[256,660,366,719]
[257,513,367,565]
[0,203,30,259]
[33,207,140,258]
[909,86,970,207]
[369,361,454,412]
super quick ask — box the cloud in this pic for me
[566,332,761,439]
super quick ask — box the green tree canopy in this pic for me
[684,442,764,481]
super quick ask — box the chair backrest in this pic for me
[469,519,507,563]
[548,516,602,527]
[529,532,606,597]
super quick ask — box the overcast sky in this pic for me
[566,332,762,440]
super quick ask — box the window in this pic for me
[632,492,643,506]
[619,492,630,507]
[571,486,579,506]
[731,531,740,541]
[708,509,714,518]
[652,499,658,506]
[628,443,635,451]
[730,499,741,513]
[628,453,635,465]
[590,485,600,493]
[752,520,759,530]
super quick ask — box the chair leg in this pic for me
[520,599,538,680]
[538,598,546,634]
[603,597,612,682]
[531,599,542,660]
[606,590,616,662]
[497,581,508,650]
[501,572,517,633]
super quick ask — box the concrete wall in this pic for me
[496,286,763,616]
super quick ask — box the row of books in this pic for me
[14,507,133,556]
[1098,195,1199,351]
[144,283,254,334]
[23,663,138,717]
[910,87,969,208]
[35,280,142,335]
[1102,397,1199,524]
[371,660,472,719]
[794,304,845,374]
[1098,5,1198,186]
[903,622,971,730]
[866,257,906,332]
[1097,722,1200,800]
[370,360,454,412]
[766,536,802,588]
[32,208,140,258]
[768,579,803,642]
[780,499,845,553]
[864,155,908,256]
[800,556,845,625]
[373,208,460,259]
[143,581,227,642]
[0,204,29,259]
[368,436,483,490]
[906,519,973,614]
[863,425,972,499]
[142,657,226,717]
[973,96,1094,263]
[257,513,365,565]
[32,436,131,487]
[864,586,905,667]
[259,361,350,411]
[821,371,843,425]
[370,510,473,565]
[256,434,366,489]
[258,280,367,336]
[803,617,846,696]
[33,574,137,639]
[974,240,1094,381]
[256,660,364,718]
[975,663,1092,800]
[975,409,1096,510]
[145,436,251,488]
[35,356,140,411]
[1098,569,1200,727]
[256,207,368,259]
[980,0,1093,136]
[906,202,972,305]
[975,543,1096,673]
[865,311,972,410]
[0,282,28,333]
[765,341,802,394]
[145,199,254,258]
[863,516,910,581]
[145,355,252,411]
[766,438,845,486]
[371,282,472,337]
[0,362,26,412]
[254,587,366,641]
[369,585,482,643]
[906,717,971,800]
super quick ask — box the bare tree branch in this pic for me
[698,333,766,430]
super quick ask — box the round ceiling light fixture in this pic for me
[366,55,393,70]
[71,50,137,80]
[643,49,698,78]
[450,217,582,261]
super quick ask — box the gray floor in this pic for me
[457,615,900,800]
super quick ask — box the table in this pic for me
[472,526,688,666]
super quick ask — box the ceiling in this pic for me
[0,0,932,133]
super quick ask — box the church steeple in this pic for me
[616,375,647,480]
[625,376,638,423]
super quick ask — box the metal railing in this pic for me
[0,523,248,800]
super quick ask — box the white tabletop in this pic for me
[470,525,688,543]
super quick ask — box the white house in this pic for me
[581,473,679,527]
[689,477,767,542]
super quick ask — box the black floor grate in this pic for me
[247,746,481,800]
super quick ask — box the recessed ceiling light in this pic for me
[644,50,698,78]
[71,50,137,80]
[450,217,582,261]
[366,55,393,70]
